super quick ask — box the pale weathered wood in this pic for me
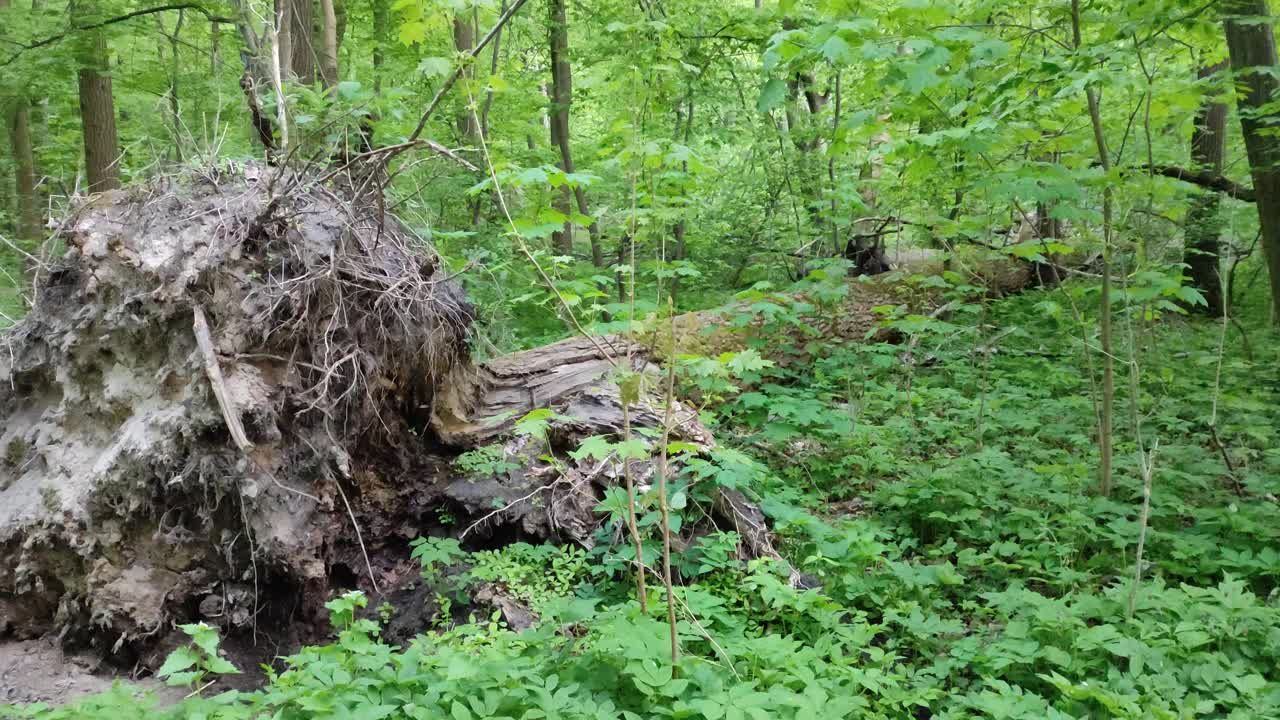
[431,334,646,445]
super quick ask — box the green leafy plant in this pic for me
[155,622,240,690]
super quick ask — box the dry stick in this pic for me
[1072,0,1115,497]
[620,397,649,615]
[194,305,254,451]
[655,300,680,674]
[1127,441,1157,619]
[407,0,533,144]
[335,477,382,595]
[1209,268,1246,496]
[195,306,320,505]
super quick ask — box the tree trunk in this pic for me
[1,0,37,240]
[318,0,339,88]
[8,103,40,242]
[1224,0,1280,323]
[289,0,315,85]
[453,15,479,140]
[547,0,602,264]
[1185,61,1228,315]
[371,0,387,93]
[275,0,293,80]
[74,5,121,193]
[159,10,186,162]
[480,0,507,140]
[210,20,221,74]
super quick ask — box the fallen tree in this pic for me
[0,164,781,667]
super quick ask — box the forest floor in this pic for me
[0,641,181,706]
[3,260,1278,719]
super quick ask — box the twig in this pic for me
[3,3,237,66]
[620,391,649,615]
[656,300,680,675]
[197,305,322,503]
[335,477,382,595]
[460,478,558,539]
[1127,441,1157,619]
[183,679,217,699]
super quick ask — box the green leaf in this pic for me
[399,21,428,46]
[451,700,474,720]
[570,434,614,461]
[757,79,788,113]
[417,57,452,78]
[156,646,199,678]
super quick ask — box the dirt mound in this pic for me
[0,164,471,659]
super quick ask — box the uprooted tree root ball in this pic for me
[0,164,782,667]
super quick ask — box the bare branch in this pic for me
[3,3,237,66]
[407,0,533,143]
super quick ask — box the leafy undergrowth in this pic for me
[5,271,1280,720]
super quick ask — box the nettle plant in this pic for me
[156,622,242,691]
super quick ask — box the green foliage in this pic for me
[468,543,591,609]
[409,536,465,583]
[156,622,241,690]
[454,445,521,478]
[4,0,1280,718]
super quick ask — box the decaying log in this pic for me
[431,335,645,446]
[430,334,784,569]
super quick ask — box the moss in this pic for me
[3,437,29,470]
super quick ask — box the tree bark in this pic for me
[453,14,479,141]
[1224,0,1280,323]
[74,3,121,193]
[288,0,315,85]
[480,1,507,140]
[318,0,338,88]
[3,1,38,242]
[159,10,186,162]
[547,0,602,264]
[1185,61,1229,315]
[275,0,293,80]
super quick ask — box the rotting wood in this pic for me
[193,304,253,452]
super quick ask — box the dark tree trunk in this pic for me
[289,0,316,85]
[1185,61,1229,315]
[8,103,40,242]
[1224,0,1280,323]
[547,0,602,264]
[453,15,479,141]
[74,9,121,193]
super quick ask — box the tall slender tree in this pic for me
[547,0,603,265]
[289,0,316,85]
[1223,0,1280,323]
[1,0,39,241]
[318,0,339,88]
[9,101,40,242]
[72,1,122,192]
[1185,61,1229,315]
[371,0,388,93]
